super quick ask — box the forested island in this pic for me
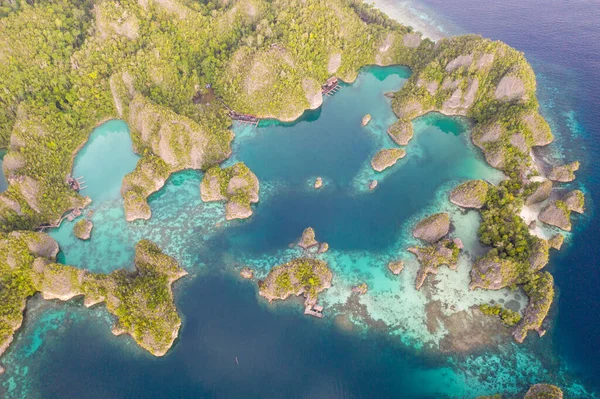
[0,0,584,386]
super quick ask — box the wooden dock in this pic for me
[304,304,324,318]
[322,76,340,97]
[229,111,260,127]
[67,175,87,192]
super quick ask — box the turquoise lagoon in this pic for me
[0,66,593,398]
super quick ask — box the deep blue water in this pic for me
[412,0,600,392]
[1,2,600,398]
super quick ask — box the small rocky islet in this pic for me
[0,0,587,392]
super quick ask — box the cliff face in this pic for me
[0,233,187,360]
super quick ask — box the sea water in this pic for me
[0,30,598,399]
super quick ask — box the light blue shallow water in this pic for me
[0,64,596,398]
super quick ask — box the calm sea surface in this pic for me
[1,2,599,398]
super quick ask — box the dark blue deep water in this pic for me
[1,2,600,399]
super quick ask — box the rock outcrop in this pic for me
[371,148,406,172]
[362,114,372,126]
[409,238,461,290]
[240,267,254,279]
[548,234,564,250]
[524,384,563,399]
[73,218,93,240]
[298,227,319,249]
[413,213,450,243]
[200,162,260,220]
[0,234,187,360]
[369,180,378,190]
[548,161,579,182]
[388,260,404,275]
[449,180,488,209]
[318,242,329,253]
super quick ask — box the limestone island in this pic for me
[200,162,260,220]
[314,177,323,189]
[0,233,186,359]
[412,213,450,243]
[73,218,93,240]
[362,114,372,126]
[548,161,580,183]
[449,180,489,209]
[538,190,585,231]
[258,257,333,317]
[371,148,406,172]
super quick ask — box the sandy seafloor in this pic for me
[1,1,599,398]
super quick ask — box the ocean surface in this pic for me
[1,2,600,398]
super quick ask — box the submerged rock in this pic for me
[413,213,450,243]
[409,238,461,290]
[298,227,319,249]
[240,267,254,279]
[73,218,93,240]
[524,384,563,399]
[361,114,372,126]
[525,180,552,205]
[449,180,488,209]
[200,162,259,220]
[369,180,378,191]
[548,161,579,182]
[371,148,406,172]
[351,283,368,295]
[387,260,404,275]
[314,177,323,189]
[258,257,333,307]
[387,120,413,145]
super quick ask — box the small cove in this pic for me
[1,65,592,398]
